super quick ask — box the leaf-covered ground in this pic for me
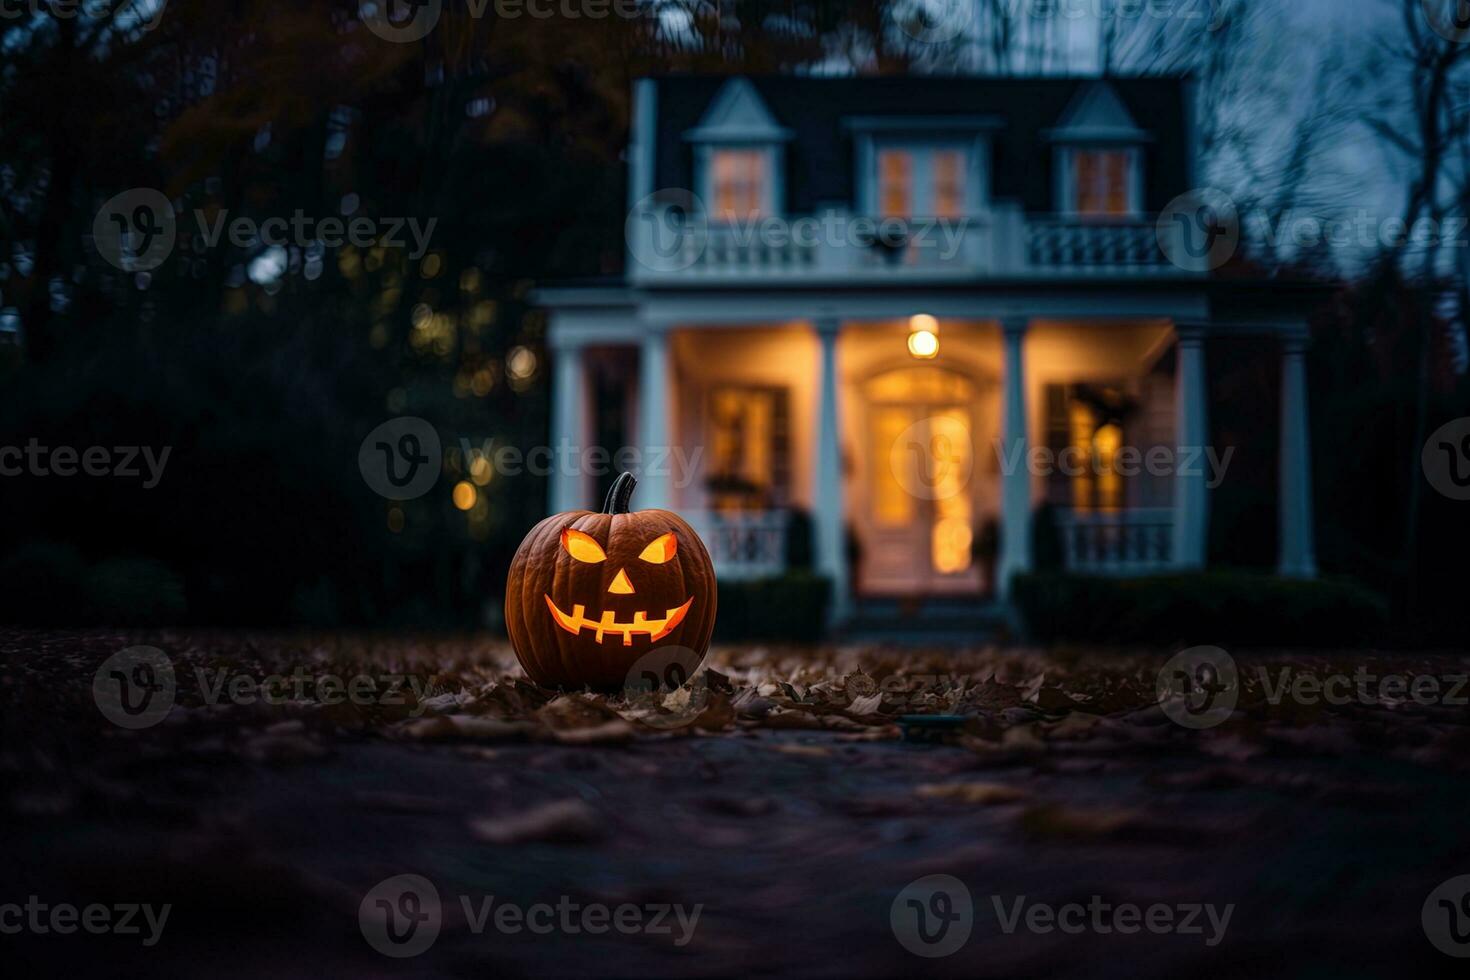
[3,629,1469,977]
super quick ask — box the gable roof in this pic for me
[1044,80,1152,143]
[649,75,1192,214]
[684,77,793,143]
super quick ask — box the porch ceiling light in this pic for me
[908,314,939,359]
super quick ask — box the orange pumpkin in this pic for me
[505,473,717,690]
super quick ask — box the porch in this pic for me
[540,301,1317,622]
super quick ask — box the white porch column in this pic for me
[813,318,850,622]
[637,325,671,509]
[548,333,587,514]
[997,317,1031,597]
[1172,324,1209,568]
[1277,331,1317,578]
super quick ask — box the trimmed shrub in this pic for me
[715,572,830,643]
[1011,570,1389,648]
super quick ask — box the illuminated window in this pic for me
[1072,150,1134,215]
[933,150,964,219]
[711,150,766,222]
[877,149,912,219]
[1044,382,1131,512]
[876,147,967,219]
[706,386,790,511]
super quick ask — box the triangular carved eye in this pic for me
[638,532,677,564]
[562,528,607,563]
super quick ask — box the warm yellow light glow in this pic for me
[638,532,678,564]
[452,481,477,511]
[907,329,939,359]
[561,527,607,563]
[469,455,493,486]
[932,517,973,574]
[507,345,537,381]
[387,507,405,533]
[909,314,938,333]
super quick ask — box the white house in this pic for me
[535,74,1323,621]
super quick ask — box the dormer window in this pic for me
[711,149,767,222]
[875,147,968,219]
[685,78,792,224]
[1044,82,1151,218]
[1071,148,1136,216]
[844,115,1000,221]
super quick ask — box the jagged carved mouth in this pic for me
[544,595,693,646]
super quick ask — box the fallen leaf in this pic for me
[916,782,1028,805]
[469,799,606,845]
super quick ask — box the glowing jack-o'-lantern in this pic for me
[504,473,717,690]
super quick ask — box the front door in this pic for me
[859,368,983,596]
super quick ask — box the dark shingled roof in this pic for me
[650,75,1192,215]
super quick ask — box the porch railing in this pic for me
[687,509,789,581]
[1054,507,1175,575]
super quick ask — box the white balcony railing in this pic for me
[687,509,788,581]
[626,203,1206,283]
[1054,507,1175,575]
[1024,217,1175,274]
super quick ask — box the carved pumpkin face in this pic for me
[505,473,717,690]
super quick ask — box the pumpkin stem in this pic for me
[602,472,637,515]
